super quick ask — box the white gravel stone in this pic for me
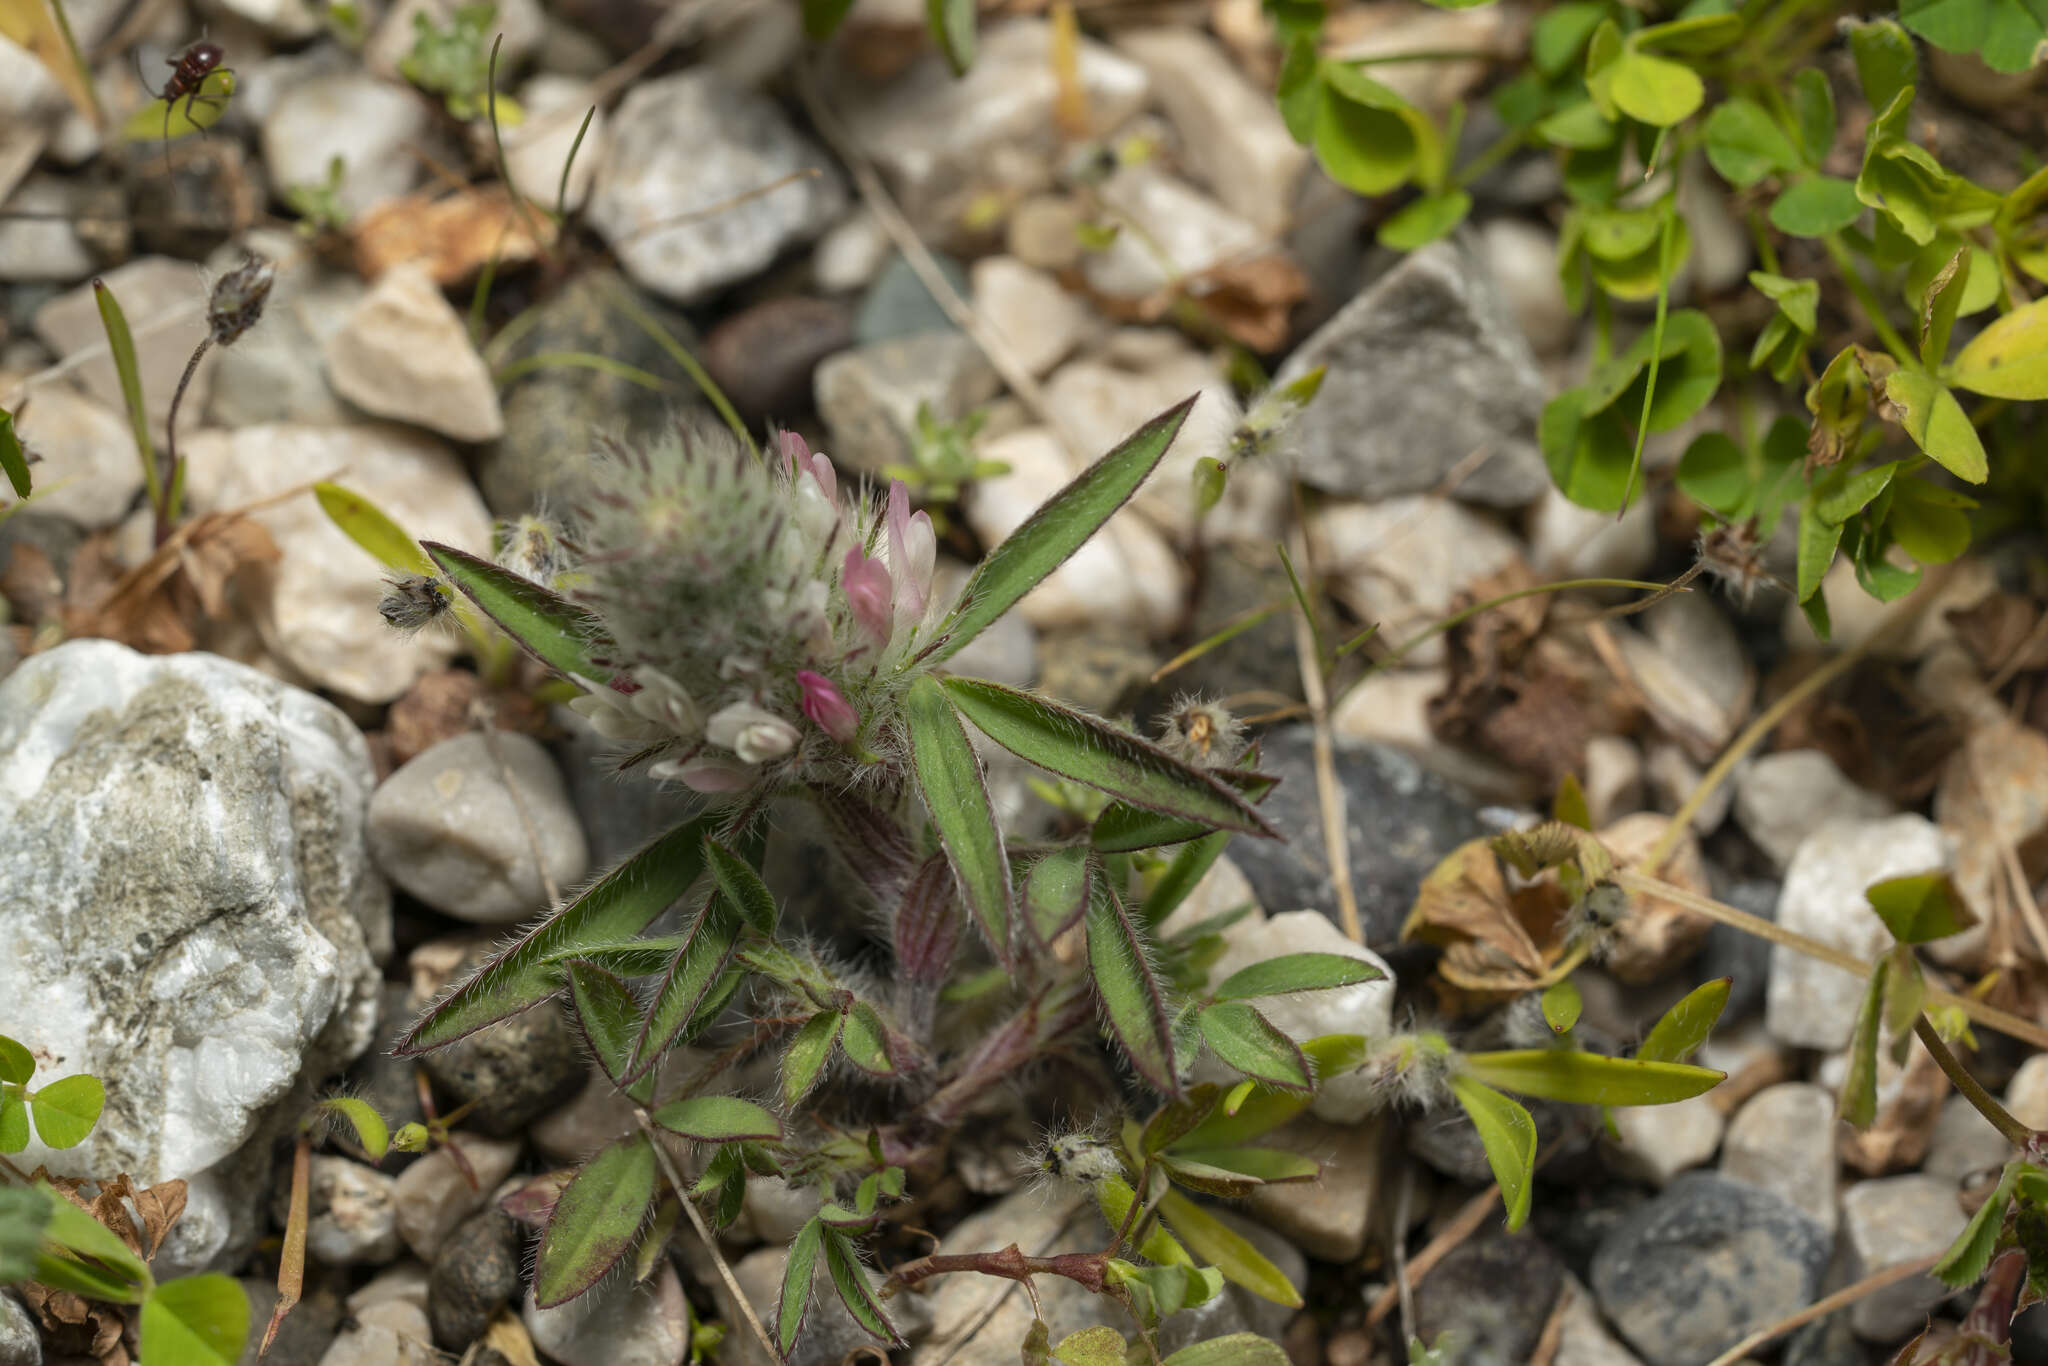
[33,256,218,442]
[324,263,504,441]
[1719,1082,1838,1234]
[368,732,589,924]
[1840,1175,1967,1342]
[1610,1096,1724,1187]
[262,73,431,220]
[1765,815,1953,1049]
[524,1259,693,1366]
[971,256,1096,378]
[304,1155,402,1266]
[8,384,143,529]
[1923,1093,2012,1185]
[393,1134,520,1262]
[0,640,386,1275]
[178,422,493,704]
[1310,496,1525,667]
[504,76,605,213]
[1733,750,1893,871]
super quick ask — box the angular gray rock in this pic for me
[589,69,846,302]
[1840,1175,1967,1342]
[368,732,589,925]
[524,1259,693,1366]
[0,1293,37,1366]
[1414,1233,1567,1366]
[1718,1082,1837,1234]
[323,263,504,443]
[0,640,386,1274]
[1224,727,1489,949]
[1274,235,1551,507]
[1591,1173,1832,1366]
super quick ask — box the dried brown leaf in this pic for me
[1180,252,1310,352]
[1596,812,1712,983]
[350,185,550,284]
[67,508,282,655]
[1838,1038,1948,1175]
[1402,838,1572,1003]
[1947,592,2048,677]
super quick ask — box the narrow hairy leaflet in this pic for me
[1138,831,1230,928]
[1156,1189,1302,1308]
[534,1133,659,1307]
[822,1226,901,1345]
[928,397,1194,666]
[1196,1003,1312,1092]
[398,814,720,1053]
[778,1216,826,1356]
[904,675,1014,962]
[943,678,1275,837]
[648,1096,783,1142]
[1085,885,1183,1095]
[1024,845,1095,946]
[422,540,613,681]
[783,1011,844,1107]
[703,836,780,934]
[1211,953,1384,1001]
[565,960,655,1103]
[625,896,741,1082]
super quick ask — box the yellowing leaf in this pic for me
[1608,49,1703,126]
[1950,297,2048,400]
[121,68,236,141]
[1884,369,1989,483]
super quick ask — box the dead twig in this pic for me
[1701,1254,1939,1366]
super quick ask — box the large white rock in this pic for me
[368,732,589,924]
[324,263,504,442]
[1765,815,1953,1049]
[178,422,494,704]
[588,69,846,303]
[0,640,386,1273]
[1191,910,1395,1123]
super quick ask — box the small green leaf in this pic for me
[1448,1075,1536,1231]
[0,1037,32,1086]
[704,838,779,935]
[1026,845,1095,945]
[1376,190,1473,250]
[1840,961,1888,1128]
[1901,0,2048,73]
[1096,1175,1193,1267]
[1770,177,1865,237]
[395,810,724,1056]
[0,412,29,500]
[1163,1146,1320,1186]
[1921,248,1970,369]
[783,1012,843,1108]
[1541,979,1583,1034]
[1459,1050,1725,1106]
[1866,871,1975,944]
[1814,460,1900,524]
[1936,1159,2021,1288]
[1883,369,1989,483]
[29,1074,104,1149]
[822,1226,901,1345]
[92,279,157,512]
[1607,48,1703,126]
[318,1098,390,1159]
[1532,2,1607,74]
[926,0,974,74]
[0,1092,28,1154]
[316,483,436,578]
[779,1217,825,1357]
[1541,388,1638,512]
[1142,1086,1224,1156]
[626,899,741,1082]
[139,1273,249,1366]
[1198,1003,1312,1092]
[1314,65,1427,195]
[1086,886,1182,1095]
[1949,297,2048,399]
[0,1186,53,1283]
[933,398,1193,665]
[650,1095,783,1142]
[905,676,1013,962]
[839,1001,898,1076]
[1055,1325,1128,1366]
[1213,953,1385,1001]
[800,0,856,39]
[1675,432,1749,518]
[1790,68,1835,167]
[1704,96,1799,188]
[1848,18,1917,114]
[1798,499,1844,603]
[1157,1189,1303,1307]
[943,678,1274,838]
[1637,978,1731,1063]
[534,1134,659,1306]
[423,541,611,683]
[567,959,651,1100]
[1162,1335,1291,1366]
[1889,480,1974,564]
[1276,37,1320,144]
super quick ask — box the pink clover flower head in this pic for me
[842,545,894,646]
[886,481,936,624]
[796,670,861,745]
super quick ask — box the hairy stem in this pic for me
[887,1245,1108,1296]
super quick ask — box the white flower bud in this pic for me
[707,700,799,763]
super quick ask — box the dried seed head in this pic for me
[1035,1132,1123,1185]
[207,253,274,347]
[1696,522,1783,610]
[379,573,452,633]
[1156,695,1247,769]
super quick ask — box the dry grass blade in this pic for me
[1701,1254,1938,1366]
[261,1134,311,1356]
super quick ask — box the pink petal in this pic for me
[842,546,893,645]
[797,669,860,745]
[887,481,936,623]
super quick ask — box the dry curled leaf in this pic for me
[1402,837,1572,1006]
[1771,653,1959,805]
[386,668,548,765]
[1595,813,1711,984]
[1839,1036,1948,1176]
[66,510,280,654]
